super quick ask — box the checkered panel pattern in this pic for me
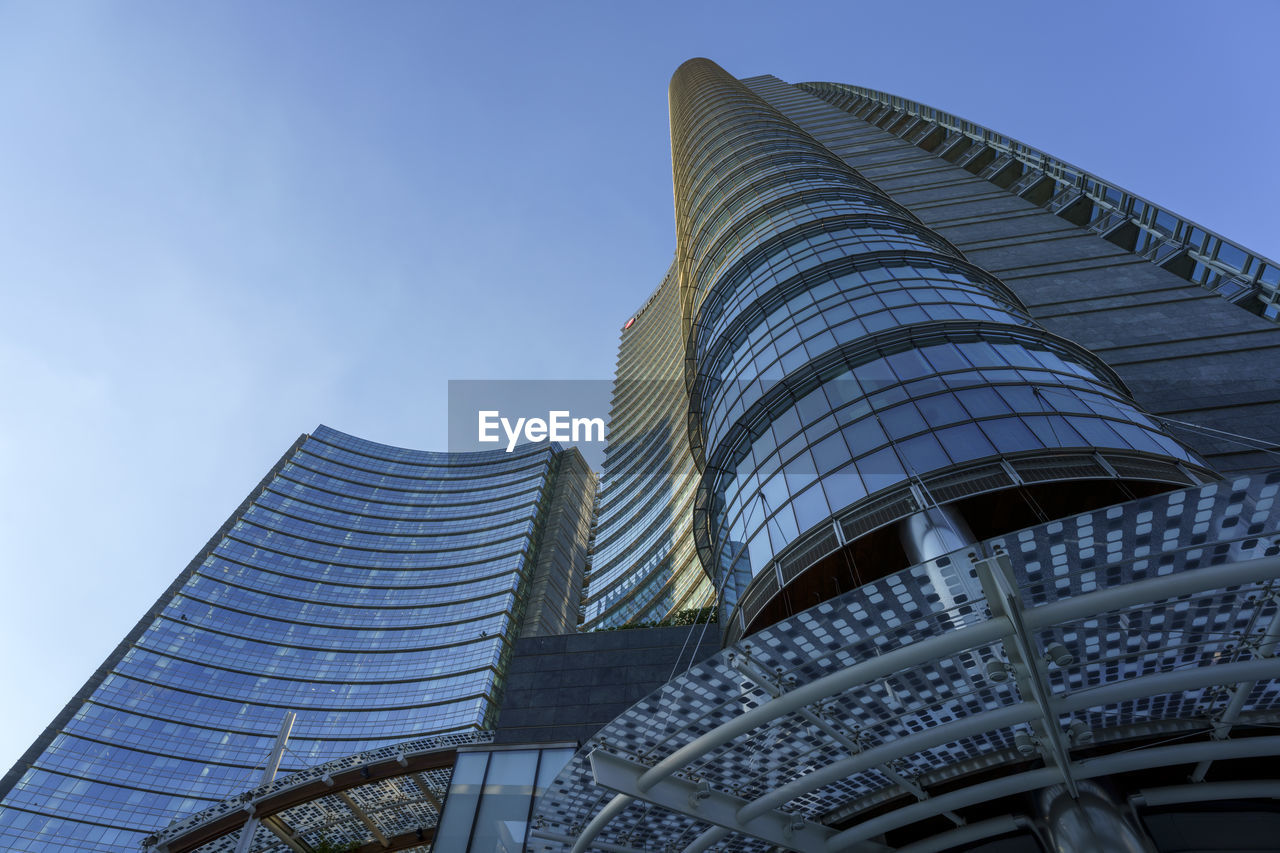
[531,472,1280,851]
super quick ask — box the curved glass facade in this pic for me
[0,427,589,852]
[7,56,1276,853]
[583,264,712,629]
[668,59,1213,639]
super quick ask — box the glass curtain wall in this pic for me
[434,746,574,852]
[0,427,568,852]
[584,264,712,629]
[668,59,1213,639]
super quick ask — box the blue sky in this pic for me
[1,1,1277,775]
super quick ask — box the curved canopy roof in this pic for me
[530,472,1280,852]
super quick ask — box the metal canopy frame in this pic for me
[143,733,489,853]
[532,473,1280,853]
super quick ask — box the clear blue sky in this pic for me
[1,1,1276,774]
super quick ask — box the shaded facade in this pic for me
[796,82,1280,324]
[584,263,711,629]
[521,449,596,638]
[136,622,725,853]
[0,427,592,852]
[751,75,1280,476]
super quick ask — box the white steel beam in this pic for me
[234,710,296,853]
[261,816,307,853]
[824,736,1280,851]
[733,651,962,824]
[737,703,1035,824]
[530,828,647,853]
[895,815,1028,853]
[977,553,1078,797]
[642,552,1280,806]
[1025,554,1280,632]
[411,773,443,813]
[738,652,1280,824]
[1189,588,1280,782]
[569,793,632,853]
[683,825,729,853]
[591,749,876,853]
[636,615,1013,793]
[1133,781,1280,807]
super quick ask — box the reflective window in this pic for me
[435,747,575,852]
[0,428,571,851]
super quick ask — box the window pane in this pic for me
[535,749,575,794]
[468,750,539,852]
[435,752,489,850]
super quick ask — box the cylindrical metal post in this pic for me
[234,710,297,853]
[900,505,975,564]
[899,505,976,613]
[1037,781,1156,853]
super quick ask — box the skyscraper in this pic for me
[534,60,1280,852]
[0,427,593,852]
[678,60,1216,642]
[5,57,1280,853]
[584,262,712,630]
[584,60,1280,637]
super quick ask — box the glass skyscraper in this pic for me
[586,60,1278,639]
[671,59,1212,643]
[534,60,1280,853]
[0,427,593,852]
[6,57,1280,853]
[584,262,711,630]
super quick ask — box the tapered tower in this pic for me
[669,59,1213,643]
[531,59,1280,853]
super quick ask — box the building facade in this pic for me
[673,60,1215,643]
[5,57,1280,853]
[0,427,593,852]
[585,65,1280,635]
[584,262,711,630]
[530,60,1280,852]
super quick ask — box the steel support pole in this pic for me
[234,710,296,853]
[978,553,1078,797]
[1036,781,1155,853]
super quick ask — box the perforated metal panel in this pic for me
[143,733,488,852]
[530,472,1280,852]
